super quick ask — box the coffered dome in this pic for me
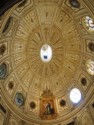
[0,0,94,125]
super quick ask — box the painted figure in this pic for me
[44,102,54,115]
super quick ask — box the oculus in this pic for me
[40,44,52,62]
[15,93,24,106]
[69,0,80,8]
[0,63,7,79]
[81,77,87,86]
[70,88,81,104]
[60,99,66,107]
[0,44,6,55]
[30,101,36,109]
[88,42,94,52]
[86,59,94,75]
[82,16,94,33]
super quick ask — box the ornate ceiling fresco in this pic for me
[0,0,94,124]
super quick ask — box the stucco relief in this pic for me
[81,111,93,125]
[9,119,19,125]
[0,112,4,125]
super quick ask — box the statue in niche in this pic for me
[40,88,57,120]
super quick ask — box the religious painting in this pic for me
[40,89,57,120]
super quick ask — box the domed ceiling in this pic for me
[0,0,94,124]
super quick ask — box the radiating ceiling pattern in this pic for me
[0,0,94,124]
[10,2,82,98]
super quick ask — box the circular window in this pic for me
[70,88,81,104]
[82,16,94,33]
[86,59,94,75]
[40,44,52,62]
[85,16,94,31]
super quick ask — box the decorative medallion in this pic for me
[30,101,36,109]
[8,81,14,90]
[88,42,94,52]
[81,77,87,86]
[0,63,7,79]
[69,0,80,8]
[15,93,24,106]
[60,99,66,107]
[86,59,94,75]
[0,44,6,55]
